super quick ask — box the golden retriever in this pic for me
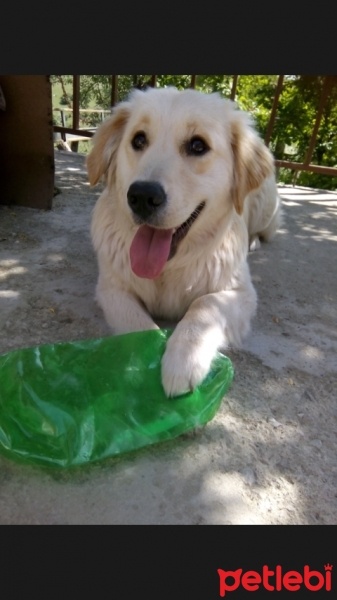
[87,87,282,397]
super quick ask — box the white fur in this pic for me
[243,174,283,251]
[87,87,282,397]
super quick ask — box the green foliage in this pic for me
[157,75,193,89]
[50,75,337,190]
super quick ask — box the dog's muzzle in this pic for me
[128,180,206,279]
[127,181,167,222]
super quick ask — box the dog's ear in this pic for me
[230,112,274,215]
[86,104,130,186]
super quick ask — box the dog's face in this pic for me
[87,87,273,278]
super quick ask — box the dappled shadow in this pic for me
[277,185,337,243]
[54,150,103,199]
[0,154,109,356]
[245,183,337,377]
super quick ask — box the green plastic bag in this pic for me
[0,329,234,468]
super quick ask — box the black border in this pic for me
[1,525,336,597]
[2,7,336,73]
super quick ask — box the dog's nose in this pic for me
[127,181,167,220]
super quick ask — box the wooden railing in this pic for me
[53,75,337,178]
[53,107,111,150]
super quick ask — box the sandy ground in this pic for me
[0,150,336,524]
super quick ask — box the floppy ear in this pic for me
[86,104,130,186]
[230,111,274,215]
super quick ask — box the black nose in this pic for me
[127,181,167,220]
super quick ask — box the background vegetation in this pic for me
[51,75,337,190]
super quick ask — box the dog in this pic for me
[86,86,282,397]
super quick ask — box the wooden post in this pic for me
[303,76,333,166]
[264,75,284,147]
[230,75,238,100]
[111,75,118,108]
[73,75,80,130]
[0,75,54,209]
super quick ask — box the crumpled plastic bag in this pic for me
[0,329,234,468]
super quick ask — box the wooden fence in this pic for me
[53,75,337,179]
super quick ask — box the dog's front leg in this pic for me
[96,283,159,334]
[161,286,257,397]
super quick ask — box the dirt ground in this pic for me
[0,150,336,524]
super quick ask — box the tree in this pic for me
[50,75,337,189]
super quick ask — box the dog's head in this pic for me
[87,87,274,278]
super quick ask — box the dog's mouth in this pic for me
[129,201,205,279]
[170,201,206,259]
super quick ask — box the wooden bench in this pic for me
[53,107,110,152]
[54,134,90,152]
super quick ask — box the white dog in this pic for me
[87,86,282,397]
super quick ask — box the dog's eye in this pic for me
[131,131,148,151]
[187,136,209,156]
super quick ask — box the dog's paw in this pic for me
[249,235,261,252]
[161,335,214,397]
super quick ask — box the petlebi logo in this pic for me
[217,564,333,595]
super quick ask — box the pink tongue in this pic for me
[130,225,173,279]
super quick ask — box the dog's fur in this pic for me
[87,87,282,397]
